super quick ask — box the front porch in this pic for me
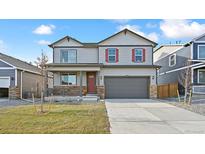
[47,64,105,98]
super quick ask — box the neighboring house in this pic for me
[154,33,205,94]
[47,29,159,99]
[0,52,53,99]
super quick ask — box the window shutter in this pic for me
[105,49,108,62]
[116,48,119,62]
[132,49,135,62]
[142,48,145,62]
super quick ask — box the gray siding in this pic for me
[17,70,21,87]
[99,46,153,65]
[155,46,190,85]
[0,60,12,67]
[0,69,15,86]
[53,47,98,63]
[22,71,43,98]
[193,69,198,84]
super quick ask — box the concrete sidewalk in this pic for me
[105,99,205,134]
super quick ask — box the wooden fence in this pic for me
[157,83,178,98]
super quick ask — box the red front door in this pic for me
[87,72,96,93]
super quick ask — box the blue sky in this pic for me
[1,19,205,63]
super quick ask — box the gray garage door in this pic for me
[105,77,149,99]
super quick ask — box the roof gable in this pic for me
[0,53,41,74]
[49,36,84,47]
[98,29,157,46]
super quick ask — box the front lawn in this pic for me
[0,103,110,134]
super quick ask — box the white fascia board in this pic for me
[0,59,16,68]
[159,63,204,76]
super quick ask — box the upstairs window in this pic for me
[61,73,77,85]
[169,54,176,67]
[105,48,119,63]
[198,45,205,59]
[132,48,145,63]
[60,49,77,63]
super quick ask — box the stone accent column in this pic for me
[9,86,20,99]
[97,86,105,99]
[53,86,87,96]
[150,85,157,98]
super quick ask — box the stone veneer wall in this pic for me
[9,86,20,99]
[97,86,105,99]
[150,85,157,98]
[53,86,87,96]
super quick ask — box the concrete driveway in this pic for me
[105,99,205,134]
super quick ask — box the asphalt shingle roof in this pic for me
[0,52,41,74]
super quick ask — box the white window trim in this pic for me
[108,48,116,63]
[60,49,77,63]
[169,54,176,67]
[197,69,205,84]
[192,85,205,94]
[134,49,143,62]
[60,73,77,86]
[197,45,205,59]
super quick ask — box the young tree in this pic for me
[34,52,49,113]
[178,60,192,104]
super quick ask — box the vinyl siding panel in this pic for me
[17,70,22,87]
[99,31,154,46]
[99,46,153,65]
[22,72,42,98]
[0,60,12,67]
[155,46,191,84]
[53,38,83,47]
[53,47,98,63]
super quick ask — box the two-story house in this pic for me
[154,33,205,94]
[47,29,159,99]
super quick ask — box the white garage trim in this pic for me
[0,76,10,88]
[20,71,23,99]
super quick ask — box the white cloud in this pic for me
[146,23,157,28]
[160,19,205,39]
[37,40,51,45]
[111,19,131,24]
[117,24,159,42]
[147,32,159,42]
[33,24,56,35]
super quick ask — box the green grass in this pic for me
[0,103,110,134]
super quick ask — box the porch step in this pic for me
[82,95,99,102]
[86,94,98,96]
